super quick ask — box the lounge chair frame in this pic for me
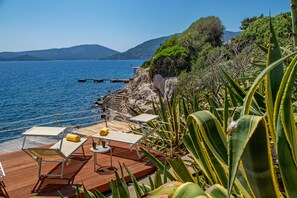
[0,162,9,198]
[91,126,160,160]
[23,137,87,179]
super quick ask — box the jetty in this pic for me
[78,78,131,83]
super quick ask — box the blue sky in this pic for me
[0,0,289,52]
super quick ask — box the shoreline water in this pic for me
[0,60,145,146]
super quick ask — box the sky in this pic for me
[0,0,289,53]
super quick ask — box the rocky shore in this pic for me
[101,67,179,116]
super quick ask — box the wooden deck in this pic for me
[0,138,162,197]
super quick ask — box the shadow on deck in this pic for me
[0,138,163,198]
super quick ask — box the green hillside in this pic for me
[106,35,173,60]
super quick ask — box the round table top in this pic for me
[90,145,111,153]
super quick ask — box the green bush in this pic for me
[235,12,291,48]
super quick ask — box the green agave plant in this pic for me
[130,92,201,157]
[130,10,297,198]
[182,22,297,198]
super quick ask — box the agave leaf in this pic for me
[140,183,151,194]
[93,189,106,198]
[167,158,196,183]
[291,0,297,47]
[242,52,297,116]
[275,116,297,197]
[273,48,297,196]
[194,94,200,112]
[221,70,262,115]
[184,113,229,188]
[158,92,169,131]
[129,107,140,116]
[75,185,82,198]
[171,182,206,198]
[205,184,230,198]
[223,87,229,133]
[163,159,168,184]
[83,186,96,198]
[187,111,227,164]
[278,53,297,163]
[220,79,240,105]
[140,147,176,181]
[182,96,190,120]
[59,191,65,198]
[118,163,125,181]
[149,176,155,190]
[206,95,222,123]
[257,44,269,54]
[168,94,180,144]
[124,163,144,198]
[183,131,218,184]
[228,115,280,198]
[204,143,228,188]
[114,171,130,198]
[265,19,285,146]
[147,181,182,198]
[221,69,246,99]
[153,170,163,189]
[109,180,120,198]
[293,101,297,113]
[184,115,252,197]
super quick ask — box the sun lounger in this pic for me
[92,127,159,160]
[23,137,87,179]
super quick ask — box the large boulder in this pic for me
[153,74,178,98]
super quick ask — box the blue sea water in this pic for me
[0,60,144,142]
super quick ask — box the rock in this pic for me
[153,74,165,93]
[164,77,179,98]
[102,67,179,117]
[153,74,178,98]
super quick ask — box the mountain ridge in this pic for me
[0,31,241,61]
[0,44,119,61]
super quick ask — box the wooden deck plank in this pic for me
[0,138,161,197]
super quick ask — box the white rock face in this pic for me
[153,74,178,98]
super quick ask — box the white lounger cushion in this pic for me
[92,131,143,145]
[50,137,87,158]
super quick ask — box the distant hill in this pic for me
[223,31,242,41]
[107,32,240,60]
[0,54,44,61]
[0,31,241,61]
[105,35,174,60]
[0,44,119,61]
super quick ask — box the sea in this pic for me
[0,60,144,146]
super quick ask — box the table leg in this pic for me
[93,152,97,172]
[110,148,112,167]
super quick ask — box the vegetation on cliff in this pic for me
[234,12,291,48]
[143,16,224,78]
[142,12,293,99]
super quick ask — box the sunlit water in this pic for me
[0,60,144,143]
